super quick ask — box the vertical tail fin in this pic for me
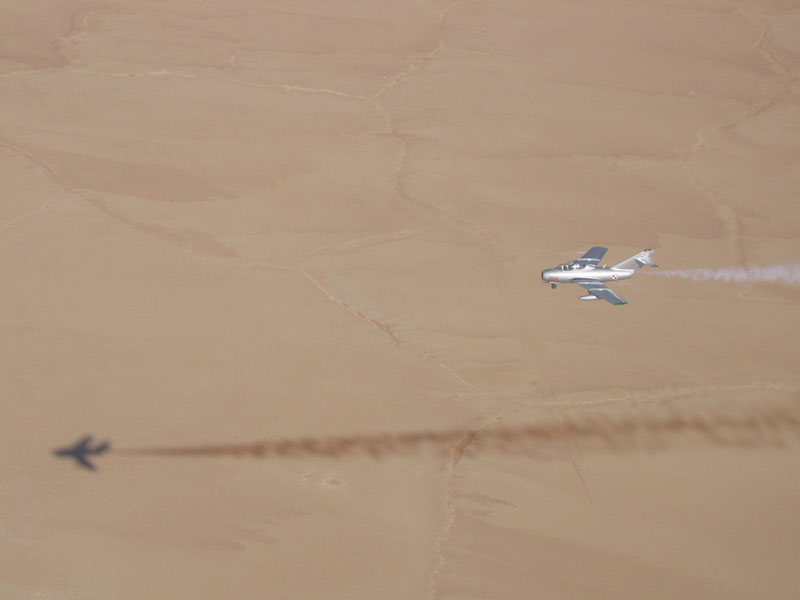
[613,249,658,270]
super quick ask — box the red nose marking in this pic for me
[549,276,558,282]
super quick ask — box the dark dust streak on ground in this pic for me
[117,406,800,461]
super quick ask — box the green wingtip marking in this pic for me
[616,302,628,305]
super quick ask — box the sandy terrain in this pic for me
[2,1,799,598]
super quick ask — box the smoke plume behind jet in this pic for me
[652,264,800,286]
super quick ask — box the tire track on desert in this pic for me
[674,2,794,266]
[424,146,624,596]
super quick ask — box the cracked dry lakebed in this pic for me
[2,1,800,599]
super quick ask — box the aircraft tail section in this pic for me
[613,249,658,271]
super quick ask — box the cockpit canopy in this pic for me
[558,261,585,271]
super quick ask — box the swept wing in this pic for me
[575,246,607,266]
[73,453,98,470]
[577,281,627,305]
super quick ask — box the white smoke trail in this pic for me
[652,264,800,286]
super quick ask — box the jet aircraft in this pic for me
[541,247,658,305]
[53,435,111,470]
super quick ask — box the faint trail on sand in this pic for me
[672,3,793,267]
[119,405,800,461]
[0,138,237,258]
[651,264,800,286]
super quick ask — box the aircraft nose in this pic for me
[541,270,548,281]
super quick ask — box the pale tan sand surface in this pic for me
[2,1,800,598]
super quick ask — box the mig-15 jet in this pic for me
[542,247,658,305]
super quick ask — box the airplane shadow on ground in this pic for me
[118,404,800,462]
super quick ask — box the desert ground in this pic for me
[2,1,800,598]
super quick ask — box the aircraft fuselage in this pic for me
[541,266,635,284]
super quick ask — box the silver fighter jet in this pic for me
[541,247,658,305]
